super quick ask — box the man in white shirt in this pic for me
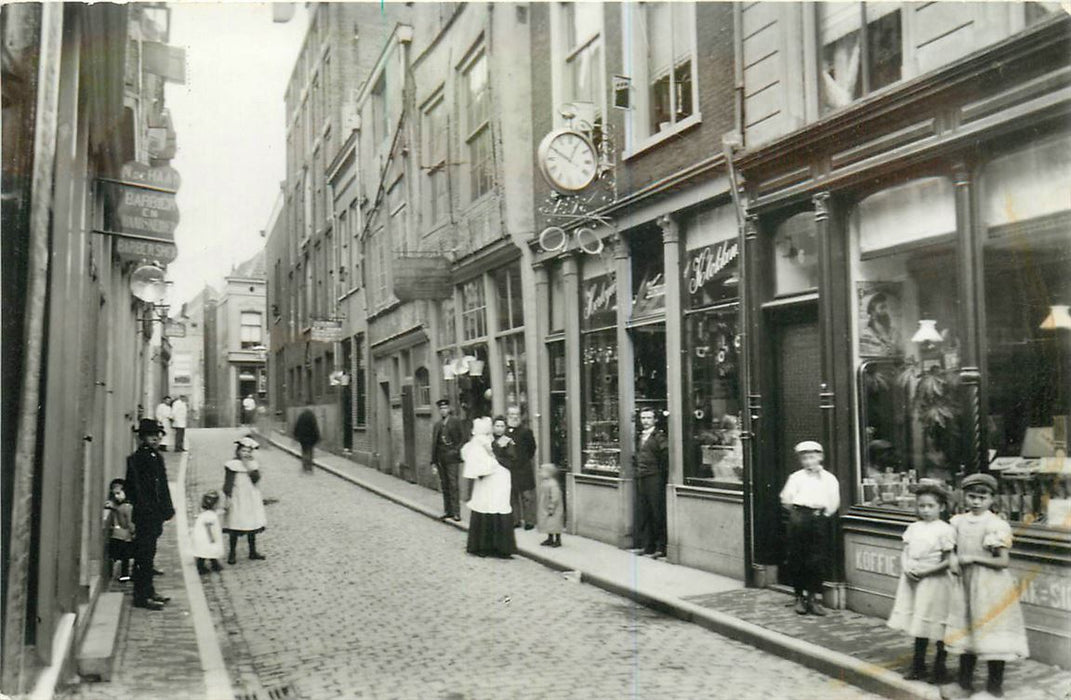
[170,396,188,452]
[780,440,839,616]
[154,396,172,451]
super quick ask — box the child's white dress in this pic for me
[944,511,1029,660]
[191,509,225,559]
[887,519,956,640]
[223,458,267,533]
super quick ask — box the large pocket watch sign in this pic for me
[538,128,598,194]
[686,239,740,309]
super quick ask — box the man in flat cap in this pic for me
[780,440,840,616]
[431,399,465,521]
[125,418,175,610]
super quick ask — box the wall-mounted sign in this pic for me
[99,162,182,258]
[686,239,739,309]
[310,319,344,343]
[582,274,617,330]
[116,236,177,263]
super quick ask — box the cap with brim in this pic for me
[435,399,451,408]
[794,440,824,454]
[961,473,998,493]
[235,436,259,449]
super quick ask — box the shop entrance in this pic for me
[377,381,392,472]
[763,302,822,581]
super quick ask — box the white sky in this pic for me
[165,2,309,307]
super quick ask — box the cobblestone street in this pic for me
[182,428,877,700]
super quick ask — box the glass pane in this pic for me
[582,330,620,473]
[685,309,742,486]
[865,7,902,93]
[773,212,819,297]
[568,2,602,48]
[440,297,456,347]
[550,265,566,333]
[854,177,955,255]
[567,41,601,106]
[581,273,616,331]
[500,333,527,414]
[549,341,569,469]
[818,2,863,113]
[633,324,668,432]
[631,232,666,318]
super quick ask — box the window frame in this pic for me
[460,47,494,202]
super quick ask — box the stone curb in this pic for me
[256,431,938,700]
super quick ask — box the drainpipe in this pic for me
[3,3,65,691]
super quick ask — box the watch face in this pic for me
[540,130,598,193]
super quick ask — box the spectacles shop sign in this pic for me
[99,162,181,262]
[686,239,739,308]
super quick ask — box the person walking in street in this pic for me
[505,405,537,530]
[125,419,175,610]
[462,417,516,558]
[170,395,188,452]
[634,407,669,559]
[537,463,564,548]
[242,395,257,426]
[779,440,840,616]
[155,395,172,451]
[431,399,465,521]
[886,483,955,683]
[223,436,268,564]
[191,490,225,575]
[941,473,1029,699]
[104,478,135,582]
[293,408,320,474]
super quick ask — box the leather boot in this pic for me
[807,592,828,616]
[794,594,808,615]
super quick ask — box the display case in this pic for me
[581,330,620,474]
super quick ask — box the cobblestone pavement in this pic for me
[686,587,1071,700]
[186,428,880,700]
[59,454,204,700]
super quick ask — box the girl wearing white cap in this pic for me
[780,440,840,615]
[223,436,268,564]
[462,417,516,558]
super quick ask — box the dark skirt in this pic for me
[466,511,516,558]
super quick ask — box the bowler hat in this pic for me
[435,399,451,408]
[961,472,999,493]
[134,418,165,436]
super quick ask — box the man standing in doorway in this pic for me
[505,405,537,530]
[125,418,175,610]
[431,399,465,522]
[634,407,669,558]
[242,394,257,426]
[170,396,188,452]
[155,395,172,451]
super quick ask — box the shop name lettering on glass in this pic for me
[583,279,616,323]
[687,240,739,307]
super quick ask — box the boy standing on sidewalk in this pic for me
[780,440,839,616]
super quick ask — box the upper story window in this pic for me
[422,94,450,225]
[461,48,493,201]
[624,2,698,147]
[818,2,903,115]
[563,3,603,110]
[371,73,389,151]
[461,277,487,340]
[240,312,263,349]
[493,263,524,332]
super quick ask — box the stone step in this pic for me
[75,591,125,681]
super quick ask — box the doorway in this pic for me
[377,382,392,473]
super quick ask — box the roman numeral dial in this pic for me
[537,128,598,194]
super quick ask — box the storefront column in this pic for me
[742,214,764,584]
[658,214,685,486]
[484,273,505,416]
[562,254,583,473]
[952,160,987,474]
[614,235,636,477]
[533,261,551,462]
[813,192,837,465]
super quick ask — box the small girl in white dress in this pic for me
[192,490,224,574]
[223,436,268,564]
[943,473,1028,699]
[887,483,955,683]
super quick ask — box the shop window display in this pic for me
[981,133,1071,529]
[581,330,620,473]
[500,333,528,415]
[549,341,569,470]
[851,178,962,511]
[685,310,741,486]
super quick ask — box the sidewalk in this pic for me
[260,430,1071,700]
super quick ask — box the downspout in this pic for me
[2,3,65,692]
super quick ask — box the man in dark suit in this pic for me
[431,399,465,521]
[125,418,175,610]
[634,408,669,558]
[505,405,537,529]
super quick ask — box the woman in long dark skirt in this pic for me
[462,417,516,558]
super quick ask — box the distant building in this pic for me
[204,252,267,427]
[167,287,214,426]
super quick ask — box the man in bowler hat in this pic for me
[431,399,465,521]
[125,419,175,610]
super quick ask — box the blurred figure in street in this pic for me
[223,437,268,564]
[104,478,135,582]
[505,405,537,530]
[780,440,839,616]
[462,417,515,558]
[537,464,564,548]
[431,399,464,521]
[192,490,224,574]
[293,408,320,474]
[171,395,188,452]
[634,407,669,558]
[242,394,257,426]
[125,419,175,610]
[155,395,172,451]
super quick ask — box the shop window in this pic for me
[581,269,616,331]
[494,264,524,331]
[633,324,668,433]
[581,330,620,473]
[624,2,698,142]
[852,178,961,511]
[548,341,569,469]
[772,213,819,298]
[499,333,527,414]
[631,232,665,319]
[818,3,903,115]
[414,367,431,408]
[982,133,1071,529]
[461,278,487,340]
[457,343,491,420]
[685,310,741,486]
